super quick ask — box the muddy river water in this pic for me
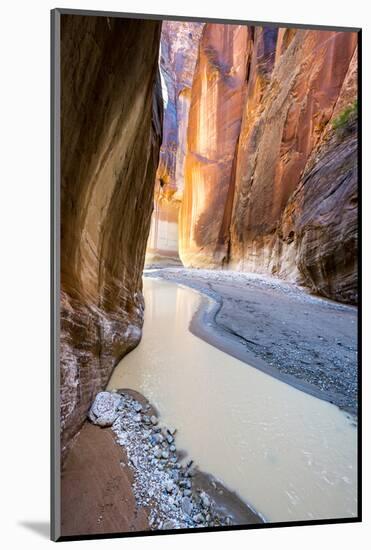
[107,277,357,523]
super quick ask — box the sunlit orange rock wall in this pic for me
[146,22,203,265]
[179,24,252,267]
[60,15,162,460]
[179,24,358,303]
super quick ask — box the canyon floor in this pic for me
[145,266,358,416]
[61,266,357,537]
[61,389,261,537]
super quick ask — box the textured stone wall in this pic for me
[60,14,162,460]
[178,24,358,303]
[179,24,251,267]
[276,47,358,303]
[230,30,357,278]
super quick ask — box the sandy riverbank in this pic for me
[61,389,262,538]
[61,419,149,537]
[61,267,357,537]
[145,267,358,416]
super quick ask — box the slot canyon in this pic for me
[58,13,359,537]
[60,14,163,460]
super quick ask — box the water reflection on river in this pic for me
[107,278,357,523]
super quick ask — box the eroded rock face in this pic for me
[60,15,162,460]
[178,24,358,303]
[230,29,357,278]
[277,48,358,303]
[146,22,203,265]
[179,24,251,267]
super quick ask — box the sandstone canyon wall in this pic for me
[179,24,252,267]
[275,46,358,303]
[146,21,203,265]
[60,15,162,460]
[178,24,358,303]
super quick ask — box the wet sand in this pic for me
[61,390,154,538]
[61,422,149,538]
[146,267,358,415]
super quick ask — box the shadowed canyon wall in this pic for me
[275,47,358,303]
[146,21,203,265]
[60,15,162,460]
[177,24,358,303]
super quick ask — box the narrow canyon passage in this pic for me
[147,22,358,303]
[107,278,357,523]
[59,14,359,535]
[110,20,358,525]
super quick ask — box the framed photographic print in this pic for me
[51,7,361,541]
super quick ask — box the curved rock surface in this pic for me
[60,14,162,460]
[277,47,358,303]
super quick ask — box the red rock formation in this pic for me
[178,23,358,302]
[146,22,203,265]
[60,14,162,460]
[277,47,358,303]
[230,29,357,283]
[179,24,251,267]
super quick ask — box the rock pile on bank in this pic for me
[89,391,234,530]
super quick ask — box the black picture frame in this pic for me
[51,8,362,542]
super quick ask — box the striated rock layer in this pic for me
[178,24,358,303]
[60,14,162,461]
[146,22,203,265]
[179,24,251,267]
[276,47,358,303]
